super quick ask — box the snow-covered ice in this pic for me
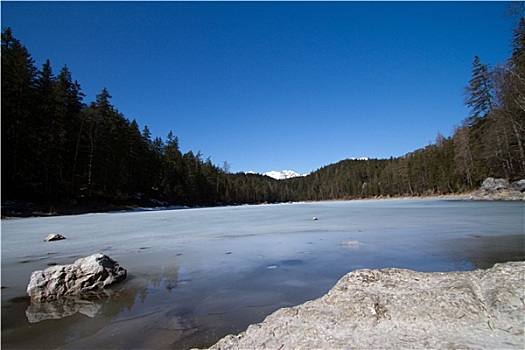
[1,199,523,349]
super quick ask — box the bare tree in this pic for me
[453,125,474,187]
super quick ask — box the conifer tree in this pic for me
[56,65,85,193]
[1,28,38,196]
[81,88,119,196]
[465,56,494,125]
[511,17,525,71]
[35,59,62,196]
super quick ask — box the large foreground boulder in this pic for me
[27,253,127,302]
[209,262,525,349]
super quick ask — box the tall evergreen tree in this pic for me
[511,17,525,71]
[465,56,494,125]
[161,131,184,201]
[1,28,38,197]
[80,88,119,197]
[34,59,61,196]
[55,65,85,193]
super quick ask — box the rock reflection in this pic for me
[24,286,125,323]
[26,296,106,323]
[24,265,180,324]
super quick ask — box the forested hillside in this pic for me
[1,15,524,213]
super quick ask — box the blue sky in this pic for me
[1,1,516,174]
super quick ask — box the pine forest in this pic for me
[1,17,524,213]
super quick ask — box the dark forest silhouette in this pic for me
[2,15,524,213]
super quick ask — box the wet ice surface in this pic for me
[1,199,524,349]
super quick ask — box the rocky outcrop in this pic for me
[208,262,525,350]
[27,253,127,302]
[513,179,525,192]
[43,233,66,242]
[471,177,525,200]
[481,177,510,191]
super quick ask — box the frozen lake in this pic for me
[2,199,524,349]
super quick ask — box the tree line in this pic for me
[1,27,225,207]
[1,14,524,210]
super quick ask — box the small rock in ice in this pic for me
[43,233,66,242]
[341,240,360,246]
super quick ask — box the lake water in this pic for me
[1,199,524,349]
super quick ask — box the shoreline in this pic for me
[5,174,525,219]
[0,192,474,220]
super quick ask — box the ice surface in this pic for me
[1,199,524,349]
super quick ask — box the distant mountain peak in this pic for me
[263,170,308,180]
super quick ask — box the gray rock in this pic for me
[511,179,525,192]
[471,177,524,200]
[208,262,525,350]
[27,253,127,302]
[340,240,360,246]
[481,177,509,192]
[43,233,66,242]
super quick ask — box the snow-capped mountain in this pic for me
[263,170,308,180]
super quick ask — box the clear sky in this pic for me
[1,1,516,174]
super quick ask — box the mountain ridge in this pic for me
[263,170,308,180]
